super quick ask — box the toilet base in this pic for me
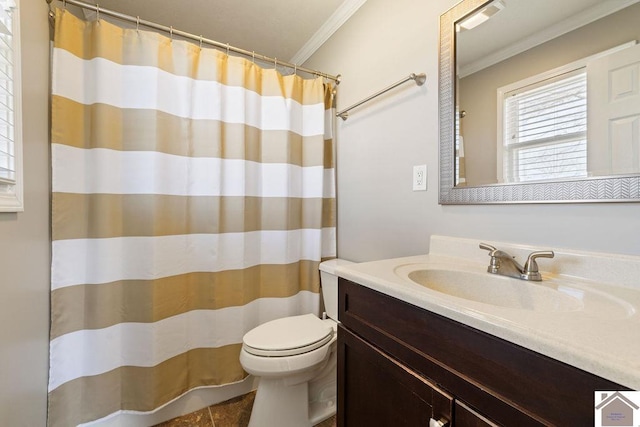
[248,378,310,427]
[308,347,338,424]
[247,360,337,427]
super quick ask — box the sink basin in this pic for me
[406,268,583,312]
[392,264,635,318]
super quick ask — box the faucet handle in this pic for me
[479,243,501,273]
[523,251,555,280]
[479,243,497,255]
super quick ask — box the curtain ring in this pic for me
[62,0,66,10]
[136,16,140,32]
[252,51,255,63]
[47,0,55,19]
[96,4,100,21]
[226,43,230,56]
[199,35,203,50]
[294,64,297,75]
[274,57,277,69]
[170,26,173,41]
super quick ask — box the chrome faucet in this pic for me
[479,243,554,281]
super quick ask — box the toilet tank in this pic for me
[319,258,354,321]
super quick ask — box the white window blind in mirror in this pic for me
[502,69,587,183]
[0,0,22,212]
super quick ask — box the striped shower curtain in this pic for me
[49,9,336,426]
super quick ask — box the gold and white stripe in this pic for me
[51,230,335,289]
[52,145,335,197]
[50,8,336,426]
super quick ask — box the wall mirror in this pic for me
[439,0,640,204]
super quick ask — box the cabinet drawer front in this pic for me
[339,278,627,426]
[455,401,500,427]
[338,325,452,427]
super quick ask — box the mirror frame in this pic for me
[439,0,640,204]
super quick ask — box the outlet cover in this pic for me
[413,165,427,191]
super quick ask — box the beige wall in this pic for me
[0,0,51,425]
[460,3,640,185]
[305,0,640,261]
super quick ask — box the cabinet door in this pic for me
[337,325,452,427]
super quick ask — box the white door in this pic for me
[587,43,640,176]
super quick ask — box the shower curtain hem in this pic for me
[78,376,255,426]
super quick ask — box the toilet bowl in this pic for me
[239,259,353,427]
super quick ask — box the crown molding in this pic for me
[290,0,367,65]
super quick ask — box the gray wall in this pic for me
[2,0,640,424]
[0,0,51,425]
[305,0,640,261]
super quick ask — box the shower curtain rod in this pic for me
[336,73,426,121]
[46,0,341,83]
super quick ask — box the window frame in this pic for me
[499,68,588,183]
[0,0,22,212]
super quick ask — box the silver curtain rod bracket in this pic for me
[336,72,426,121]
[46,0,341,83]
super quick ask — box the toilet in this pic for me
[239,259,353,427]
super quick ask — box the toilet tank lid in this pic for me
[319,258,354,274]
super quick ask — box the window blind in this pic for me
[0,0,16,185]
[503,69,587,183]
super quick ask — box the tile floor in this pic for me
[154,391,336,427]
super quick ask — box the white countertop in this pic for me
[336,236,640,389]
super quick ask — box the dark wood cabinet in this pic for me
[454,401,499,427]
[338,278,628,426]
[338,325,452,426]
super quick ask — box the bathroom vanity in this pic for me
[335,236,640,426]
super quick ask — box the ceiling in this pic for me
[79,0,365,67]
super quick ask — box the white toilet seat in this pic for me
[242,314,334,357]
